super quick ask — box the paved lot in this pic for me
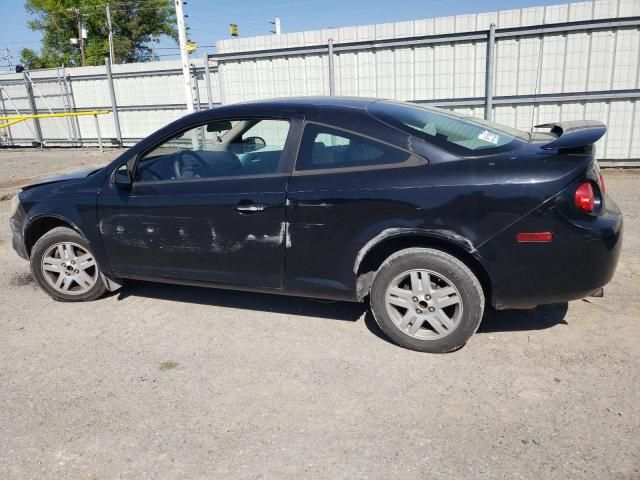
[0,149,638,479]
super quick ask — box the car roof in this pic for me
[210,96,377,118]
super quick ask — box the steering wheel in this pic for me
[173,150,209,179]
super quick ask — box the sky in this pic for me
[1,0,567,67]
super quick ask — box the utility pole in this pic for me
[175,0,194,113]
[150,34,157,61]
[70,8,86,66]
[270,17,282,34]
[106,4,115,63]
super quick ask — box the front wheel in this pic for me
[370,248,484,353]
[30,227,107,302]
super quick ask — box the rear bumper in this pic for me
[479,193,623,310]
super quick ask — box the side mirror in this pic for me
[114,163,132,187]
[242,136,266,153]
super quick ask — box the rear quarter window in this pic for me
[368,101,528,157]
[296,123,412,171]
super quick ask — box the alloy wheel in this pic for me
[40,242,99,295]
[385,269,463,340]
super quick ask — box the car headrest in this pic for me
[311,142,336,165]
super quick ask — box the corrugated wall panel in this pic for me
[605,100,635,158]
[539,35,566,94]
[414,47,434,100]
[433,45,454,99]
[564,33,590,92]
[517,37,541,95]
[454,43,476,98]
[612,29,640,90]
[395,48,414,101]
[357,51,377,98]
[376,50,395,99]
[336,53,358,96]
[588,31,616,91]
[495,39,518,97]
[2,0,639,160]
[256,59,275,99]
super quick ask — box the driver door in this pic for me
[97,116,301,289]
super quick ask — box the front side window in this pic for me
[368,101,528,156]
[135,118,290,182]
[296,124,411,171]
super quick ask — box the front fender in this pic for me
[20,199,113,278]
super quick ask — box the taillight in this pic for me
[575,182,595,213]
[599,173,606,193]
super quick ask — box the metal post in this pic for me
[23,72,43,146]
[105,57,123,147]
[203,52,213,109]
[62,70,80,144]
[175,0,195,113]
[1,85,37,143]
[192,63,201,111]
[93,114,103,152]
[484,23,496,121]
[328,38,335,96]
[25,71,71,142]
[0,84,14,145]
[57,66,75,145]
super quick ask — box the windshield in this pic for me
[368,101,528,157]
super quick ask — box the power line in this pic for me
[187,0,334,15]
[0,41,42,45]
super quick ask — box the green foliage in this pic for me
[20,0,177,68]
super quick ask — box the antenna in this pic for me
[530,6,547,140]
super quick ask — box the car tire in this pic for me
[30,226,107,302]
[370,248,484,353]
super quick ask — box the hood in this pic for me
[21,167,103,191]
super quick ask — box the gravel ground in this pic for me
[0,149,638,480]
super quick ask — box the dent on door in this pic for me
[99,213,288,254]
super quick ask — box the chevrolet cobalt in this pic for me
[10,98,622,352]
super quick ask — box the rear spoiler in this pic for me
[535,120,606,150]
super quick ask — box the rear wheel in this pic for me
[30,227,107,302]
[370,248,484,353]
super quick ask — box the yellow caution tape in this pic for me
[0,110,111,129]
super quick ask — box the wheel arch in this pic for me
[24,214,85,257]
[354,229,493,302]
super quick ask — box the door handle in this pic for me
[235,203,267,213]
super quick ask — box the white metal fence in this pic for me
[1,0,639,164]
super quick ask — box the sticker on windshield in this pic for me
[478,130,500,145]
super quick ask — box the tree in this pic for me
[20,0,177,68]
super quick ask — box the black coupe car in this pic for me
[9,98,622,352]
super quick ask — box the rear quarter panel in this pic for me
[284,150,594,301]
